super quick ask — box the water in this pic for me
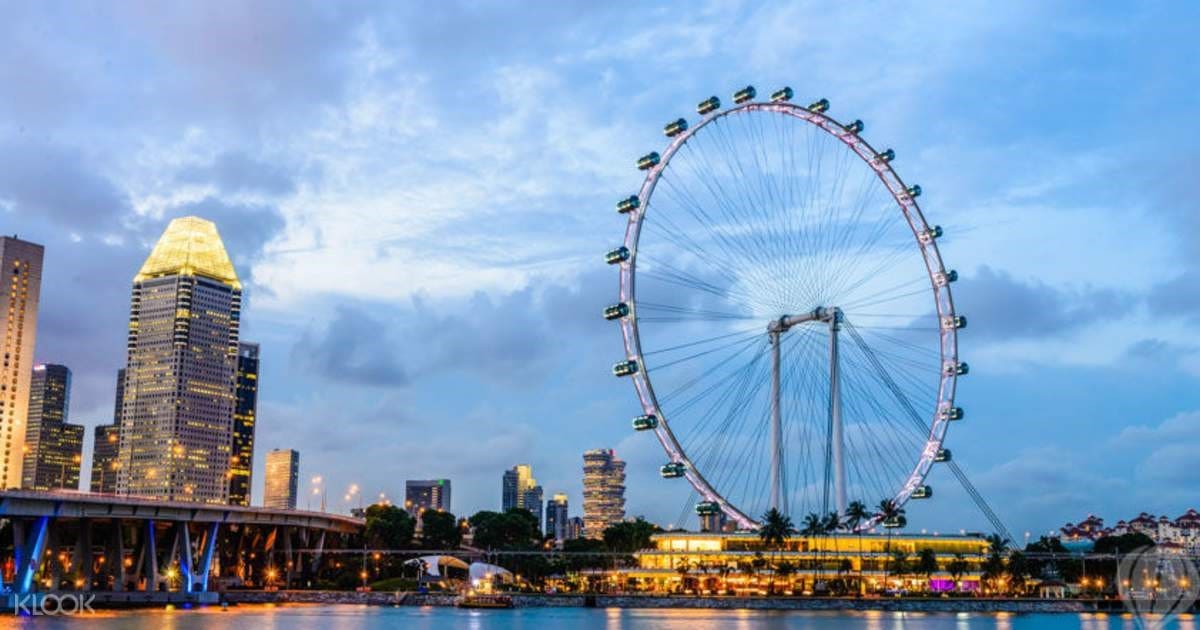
[1,605,1197,628]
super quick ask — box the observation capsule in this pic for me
[733,86,756,104]
[911,486,933,499]
[807,98,830,113]
[843,119,864,134]
[944,361,969,376]
[632,414,658,431]
[637,152,661,170]
[934,448,952,463]
[875,148,896,163]
[663,118,688,137]
[697,96,721,115]
[605,246,630,265]
[920,225,944,242]
[612,359,639,377]
[696,501,721,515]
[906,185,922,199]
[660,462,686,478]
[616,195,640,214]
[940,315,967,330]
[941,406,965,421]
[603,303,630,320]
[935,269,959,286]
[770,87,794,102]
[883,515,907,529]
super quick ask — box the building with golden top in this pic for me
[116,217,241,503]
[615,532,991,595]
[0,236,44,489]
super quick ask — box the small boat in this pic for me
[457,593,514,609]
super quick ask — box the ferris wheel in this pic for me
[604,85,966,531]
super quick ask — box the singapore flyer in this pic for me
[605,85,966,531]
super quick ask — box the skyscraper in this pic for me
[523,484,544,531]
[91,369,125,494]
[0,236,44,488]
[116,217,241,503]
[501,464,536,511]
[264,448,299,510]
[582,449,625,538]
[228,342,259,506]
[405,479,451,515]
[546,493,569,541]
[21,364,84,490]
[90,423,120,493]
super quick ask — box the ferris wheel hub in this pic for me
[766,306,842,334]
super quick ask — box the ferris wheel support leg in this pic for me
[769,329,783,515]
[830,310,847,519]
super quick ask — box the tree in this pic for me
[420,510,462,550]
[889,549,910,588]
[1006,550,1030,595]
[948,553,969,593]
[759,508,796,595]
[877,499,906,584]
[916,548,939,591]
[603,518,660,553]
[1093,532,1155,555]
[982,534,1009,594]
[844,500,871,596]
[562,537,607,572]
[469,508,541,550]
[364,504,415,549]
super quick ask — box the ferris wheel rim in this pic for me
[615,97,960,530]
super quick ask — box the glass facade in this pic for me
[0,237,44,488]
[546,493,569,541]
[264,448,299,510]
[21,364,84,490]
[89,423,120,493]
[116,217,241,503]
[228,342,259,506]
[405,479,451,515]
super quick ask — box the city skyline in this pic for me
[2,3,1199,537]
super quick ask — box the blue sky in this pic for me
[2,1,1198,539]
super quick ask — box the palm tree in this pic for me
[890,549,910,591]
[844,500,870,596]
[983,534,1009,594]
[948,553,969,594]
[759,508,796,596]
[916,548,938,593]
[877,499,906,587]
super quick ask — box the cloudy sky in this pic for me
[3,1,1198,539]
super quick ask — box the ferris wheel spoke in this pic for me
[654,335,767,407]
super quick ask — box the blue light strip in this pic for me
[19,517,50,594]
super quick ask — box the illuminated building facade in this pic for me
[90,423,120,493]
[21,364,84,490]
[546,493,569,541]
[0,236,43,489]
[501,464,536,511]
[116,217,241,503]
[228,342,259,506]
[582,449,625,538]
[264,448,299,510]
[603,532,991,594]
[405,479,451,515]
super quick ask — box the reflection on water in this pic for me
[2,605,1200,629]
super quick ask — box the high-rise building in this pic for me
[91,370,125,494]
[546,493,569,541]
[501,464,536,511]
[582,449,625,538]
[0,236,44,489]
[116,217,241,503]
[405,479,451,515]
[523,484,544,531]
[21,364,84,490]
[90,423,120,493]
[264,448,299,510]
[566,517,584,541]
[228,342,259,506]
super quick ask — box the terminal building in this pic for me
[595,532,991,595]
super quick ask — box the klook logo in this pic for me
[11,593,96,616]
[1117,546,1200,629]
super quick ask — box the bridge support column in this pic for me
[198,522,218,592]
[174,522,193,593]
[17,516,50,594]
[105,519,126,592]
[72,518,93,591]
[283,526,294,588]
[142,520,158,591]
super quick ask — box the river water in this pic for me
[1,605,1196,628]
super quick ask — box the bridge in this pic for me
[0,490,363,597]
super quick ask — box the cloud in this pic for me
[955,265,1136,341]
[0,139,131,230]
[293,306,410,388]
[1147,271,1200,323]
[177,151,297,196]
